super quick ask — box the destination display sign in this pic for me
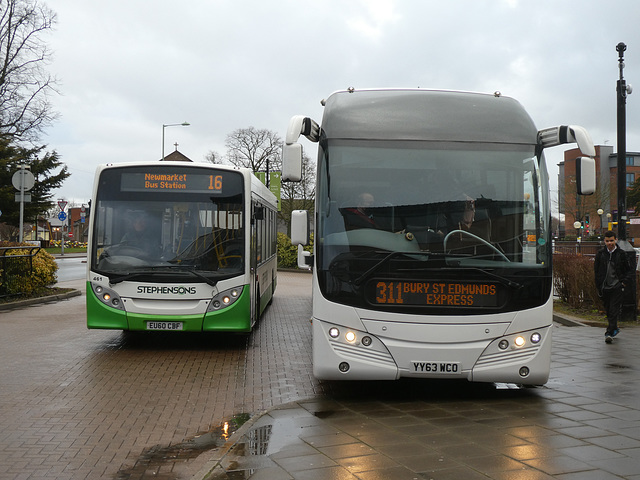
[370,280,499,307]
[120,171,228,194]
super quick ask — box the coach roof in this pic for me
[320,89,538,145]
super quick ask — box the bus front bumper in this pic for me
[311,318,551,385]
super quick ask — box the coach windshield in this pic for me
[315,139,551,312]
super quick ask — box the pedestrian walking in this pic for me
[594,230,633,343]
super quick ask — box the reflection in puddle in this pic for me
[248,424,272,455]
[116,413,250,480]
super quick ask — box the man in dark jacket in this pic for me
[594,230,633,342]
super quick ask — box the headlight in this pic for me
[207,286,244,312]
[91,283,125,311]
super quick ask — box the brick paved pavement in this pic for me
[0,271,319,480]
[3,271,640,480]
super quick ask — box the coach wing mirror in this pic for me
[576,156,596,195]
[291,209,311,270]
[282,143,303,182]
[283,115,321,182]
[292,210,310,245]
[538,125,596,157]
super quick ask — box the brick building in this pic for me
[558,145,640,242]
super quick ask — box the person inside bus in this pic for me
[438,194,496,258]
[343,192,380,230]
[121,211,160,256]
[436,195,476,234]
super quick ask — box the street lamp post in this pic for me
[615,43,637,321]
[616,43,632,239]
[597,208,604,235]
[162,122,190,161]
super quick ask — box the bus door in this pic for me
[249,201,259,322]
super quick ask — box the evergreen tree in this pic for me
[0,135,68,235]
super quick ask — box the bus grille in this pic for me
[475,346,539,368]
[331,343,396,367]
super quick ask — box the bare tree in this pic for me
[222,127,317,234]
[0,0,58,141]
[280,152,315,233]
[224,127,282,174]
[560,176,606,237]
[204,150,221,164]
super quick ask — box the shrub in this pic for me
[277,232,313,269]
[0,242,58,296]
[553,254,601,310]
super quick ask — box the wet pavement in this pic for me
[194,324,640,480]
[2,268,640,479]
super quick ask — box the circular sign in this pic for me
[12,170,35,191]
[58,211,67,221]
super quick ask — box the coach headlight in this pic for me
[207,286,244,312]
[90,282,125,311]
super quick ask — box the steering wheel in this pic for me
[102,244,148,259]
[443,230,510,262]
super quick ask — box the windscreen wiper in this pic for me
[421,266,523,290]
[353,251,432,286]
[107,265,218,287]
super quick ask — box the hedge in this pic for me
[277,232,313,269]
[0,242,58,297]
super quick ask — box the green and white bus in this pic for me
[86,161,277,333]
[284,88,595,384]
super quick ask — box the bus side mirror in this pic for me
[576,156,596,195]
[292,210,311,270]
[297,244,312,270]
[291,210,309,245]
[282,143,303,182]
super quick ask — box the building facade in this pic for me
[558,145,640,242]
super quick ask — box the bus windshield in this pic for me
[90,166,245,282]
[316,140,550,301]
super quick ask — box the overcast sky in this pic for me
[43,0,640,207]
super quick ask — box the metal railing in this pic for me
[552,241,601,257]
[0,246,42,299]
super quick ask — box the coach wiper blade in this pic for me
[463,267,523,289]
[353,251,432,286]
[423,265,523,290]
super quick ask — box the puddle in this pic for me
[230,424,273,456]
[115,413,251,480]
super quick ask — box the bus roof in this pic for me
[321,89,538,145]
